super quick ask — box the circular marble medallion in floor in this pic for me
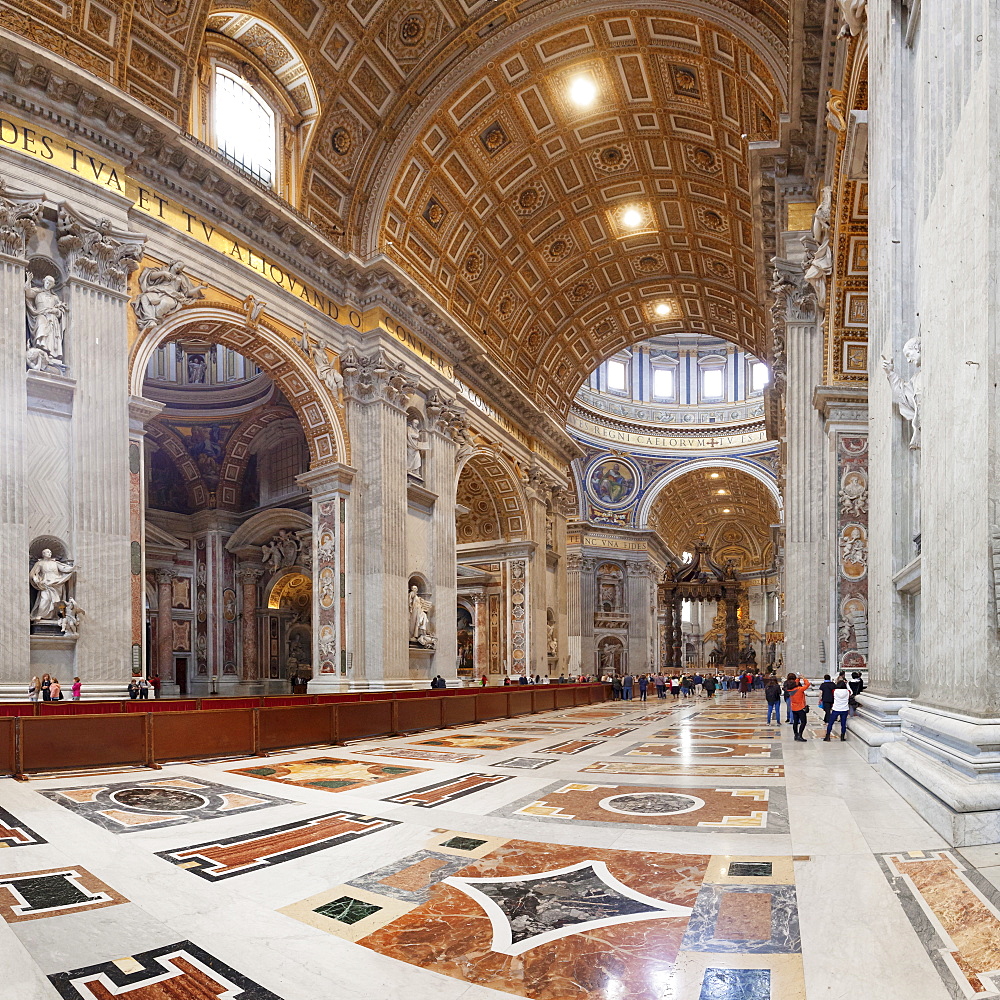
[597,792,705,816]
[110,787,208,812]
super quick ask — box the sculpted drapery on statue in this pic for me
[24,275,68,370]
[408,584,436,648]
[29,548,77,623]
[261,529,302,574]
[132,260,205,332]
[882,338,922,449]
[406,417,427,479]
[803,187,833,311]
[837,0,867,37]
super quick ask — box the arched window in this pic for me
[606,358,628,393]
[214,68,276,186]
[749,360,770,393]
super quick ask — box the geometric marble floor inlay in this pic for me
[41,776,292,833]
[229,757,427,792]
[0,805,47,847]
[0,867,127,922]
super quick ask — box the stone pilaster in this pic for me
[772,258,828,677]
[565,552,583,675]
[236,566,263,686]
[154,569,176,684]
[579,556,598,674]
[522,464,553,678]
[340,345,416,687]
[57,202,145,689]
[626,560,655,674]
[297,464,354,693]
[0,177,41,694]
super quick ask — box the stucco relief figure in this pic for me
[804,187,833,310]
[840,526,868,568]
[25,276,68,368]
[839,472,869,516]
[881,338,922,449]
[58,597,85,636]
[187,354,207,383]
[29,548,76,623]
[838,0,867,37]
[547,623,558,657]
[408,584,436,648]
[261,529,301,573]
[307,336,345,398]
[132,261,205,332]
[406,418,428,479]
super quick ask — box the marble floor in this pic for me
[0,691,991,999]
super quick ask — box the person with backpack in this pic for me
[824,680,852,741]
[788,674,811,741]
[818,674,836,723]
[783,672,797,724]
[764,675,782,724]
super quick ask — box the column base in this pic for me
[876,704,1000,846]
[847,693,911,763]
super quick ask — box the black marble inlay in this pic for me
[603,792,699,815]
[727,862,773,878]
[314,896,381,925]
[2,873,98,913]
[442,836,487,851]
[111,787,208,812]
[473,866,660,944]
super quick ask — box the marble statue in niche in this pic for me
[261,529,301,574]
[24,275,68,371]
[804,187,833,311]
[29,548,77,623]
[408,584,436,648]
[132,261,205,332]
[57,597,85,636]
[406,417,428,480]
[882,338,922,449]
[187,354,207,383]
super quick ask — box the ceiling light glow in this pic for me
[568,76,598,107]
[654,302,672,317]
[722,508,732,513]
[621,208,642,228]
[709,473,720,479]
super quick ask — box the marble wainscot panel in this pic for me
[617,742,783,760]
[380,773,514,807]
[281,830,715,999]
[410,734,533,750]
[40,776,292,833]
[0,805,48,847]
[879,849,1000,999]
[493,782,787,833]
[352,747,483,762]
[539,739,606,754]
[0,867,128,922]
[156,810,399,880]
[228,757,427,791]
[495,758,558,769]
[582,761,786,779]
[48,941,282,1000]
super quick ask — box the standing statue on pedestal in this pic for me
[25,276,68,371]
[408,584,436,648]
[881,337,922,449]
[132,261,205,332]
[406,418,428,480]
[29,548,77,623]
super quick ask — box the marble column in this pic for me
[237,566,263,685]
[0,179,41,696]
[565,553,583,675]
[550,494,569,675]
[579,556,598,674]
[297,464,354,693]
[772,257,828,677]
[522,465,551,679]
[58,203,145,694]
[154,569,176,684]
[340,344,415,688]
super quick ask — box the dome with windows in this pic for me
[572,334,769,432]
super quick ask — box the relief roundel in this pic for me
[586,458,640,510]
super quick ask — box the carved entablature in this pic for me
[0,175,43,259]
[57,203,144,291]
[339,346,416,410]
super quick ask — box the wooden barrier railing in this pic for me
[0,683,611,778]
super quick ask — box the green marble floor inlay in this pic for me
[441,836,487,851]
[314,896,381,925]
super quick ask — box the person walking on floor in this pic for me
[764,674,782,725]
[638,674,648,702]
[824,680,851,741]
[71,677,81,701]
[655,673,666,699]
[703,674,717,699]
[783,672,797,724]
[692,672,704,698]
[670,676,681,699]
[622,673,633,701]
[788,673,811,741]
[818,674,836,723]
[612,675,622,700]
[738,671,751,699]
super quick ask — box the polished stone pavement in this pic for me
[0,689,990,999]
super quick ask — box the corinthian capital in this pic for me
[0,175,43,259]
[57,202,145,291]
[339,346,416,409]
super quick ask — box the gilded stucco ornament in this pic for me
[882,338,922,449]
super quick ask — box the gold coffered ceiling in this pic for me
[649,467,778,574]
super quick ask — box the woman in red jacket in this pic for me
[788,674,811,742]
